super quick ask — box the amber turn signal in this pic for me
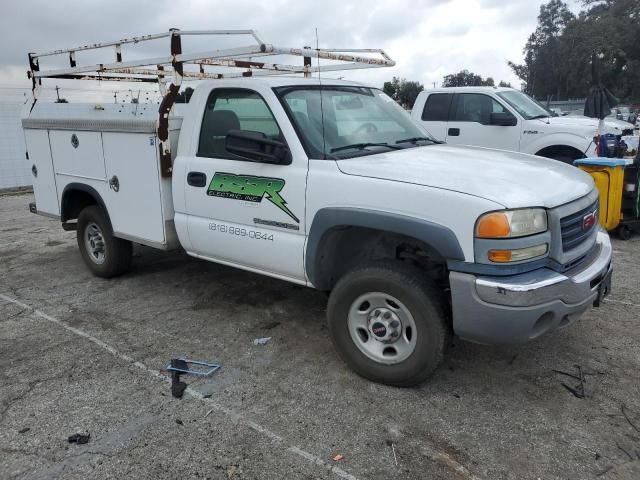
[487,250,513,262]
[476,212,510,238]
[488,244,548,263]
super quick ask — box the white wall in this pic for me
[0,102,31,189]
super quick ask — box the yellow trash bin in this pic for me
[574,158,626,231]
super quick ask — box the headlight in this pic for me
[476,208,547,238]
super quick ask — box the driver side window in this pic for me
[197,89,282,159]
[453,93,507,124]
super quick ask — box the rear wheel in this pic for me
[618,225,632,240]
[327,261,449,387]
[77,205,132,278]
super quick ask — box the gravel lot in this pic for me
[1,192,640,480]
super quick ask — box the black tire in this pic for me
[77,205,132,278]
[327,260,449,387]
[618,225,632,240]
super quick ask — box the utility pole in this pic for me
[432,82,437,89]
[55,85,61,102]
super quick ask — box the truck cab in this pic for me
[411,87,630,163]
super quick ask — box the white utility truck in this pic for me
[22,31,613,386]
[411,87,633,163]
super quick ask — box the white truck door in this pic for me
[415,92,452,142]
[23,129,60,216]
[182,87,307,282]
[445,93,521,152]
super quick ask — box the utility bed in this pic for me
[23,103,183,249]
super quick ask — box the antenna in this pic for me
[316,27,327,160]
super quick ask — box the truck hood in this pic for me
[542,115,632,134]
[336,145,594,209]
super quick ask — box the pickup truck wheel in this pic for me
[77,205,132,278]
[327,261,448,387]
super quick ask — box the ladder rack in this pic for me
[28,29,394,86]
[26,29,396,178]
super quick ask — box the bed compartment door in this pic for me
[102,132,165,246]
[24,129,60,216]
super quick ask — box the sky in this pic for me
[0,0,583,102]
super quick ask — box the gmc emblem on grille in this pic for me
[582,211,597,230]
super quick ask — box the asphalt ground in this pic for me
[1,192,640,480]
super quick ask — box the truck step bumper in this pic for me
[449,230,613,345]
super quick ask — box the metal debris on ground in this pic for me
[18,427,30,434]
[166,358,221,399]
[166,358,221,377]
[67,433,90,444]
[253,337,272,346]
[553,365,588,398]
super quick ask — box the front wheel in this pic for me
[77,205,132,278]
[327,261,449,387]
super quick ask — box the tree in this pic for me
[382,77,424,109]
[498,81,513,88]
[383,77,400,99]
[441,70,501,88]
[508,0,575,99]
[509,0,639,101]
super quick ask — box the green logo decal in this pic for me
[207,172,299,223]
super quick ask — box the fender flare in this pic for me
[60,183,112,228]
[305,207,465,288]
[524,133,591,157]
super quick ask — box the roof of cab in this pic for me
[423,86,518,94]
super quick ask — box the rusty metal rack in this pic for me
[26,29,395,177]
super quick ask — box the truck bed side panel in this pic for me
[23,129,60,216]
[49,131,106,180]
[102,132,165,245]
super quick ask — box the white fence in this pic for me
[0,102,30,189]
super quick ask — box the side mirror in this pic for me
[489,112,517,126]
[225,130,291,165]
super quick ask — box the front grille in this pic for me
[560,200,598,252]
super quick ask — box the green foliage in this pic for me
[509,0,640,101]
[440,70,513,88]
[442,70,496,87]
[382,76,424,109]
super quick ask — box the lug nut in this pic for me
[390,320,399,328]
[383,312,391,319]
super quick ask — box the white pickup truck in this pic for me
[22,31,613,386]
[411,86,632,162]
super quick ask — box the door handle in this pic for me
[187,171,207,187]
[448,128,460,136]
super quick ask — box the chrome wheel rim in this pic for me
[347,292,417,365]
[85,222,106,264]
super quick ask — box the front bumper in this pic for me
[449,230,613,345]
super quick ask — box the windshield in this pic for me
[275,86,434,159]
[496,90,551,120]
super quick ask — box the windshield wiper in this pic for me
[395,136,442,144]
[330,142,402,153]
